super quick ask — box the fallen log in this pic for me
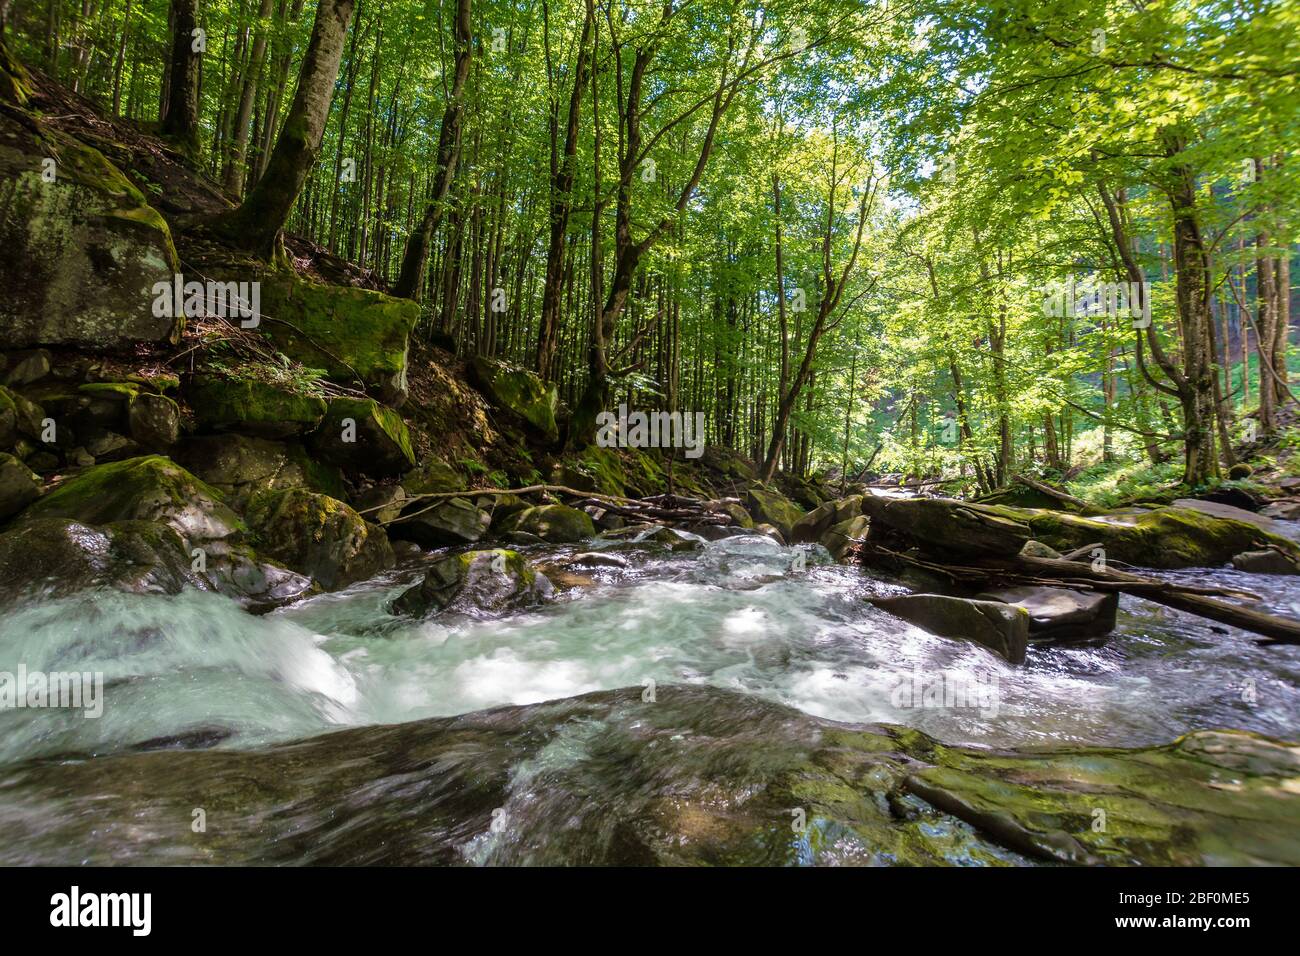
[1012,474,1092,511]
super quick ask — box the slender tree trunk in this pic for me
[223,0,275,195]
[160,0,201,154]
[209,0,357,258]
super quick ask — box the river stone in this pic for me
[975,586,1118,641]
[401,456,464,496]
[127,391,180,448]
[791,495,863,544]
[0,451,41,520]
[391,549,551,618]
[871,594,1030,664]
[1019,539,1063,559]
[389,496,491,548]
[1231,550,1300,575]
[309,397,415,476]
[499,504,595,543]
[246,488,394,591]
[1260,499,1300,521]
[468,356,559,442]
[746,487,804,541]
[188,373,327,438]
[822,514,869,562]
[352,484,406,524]
[80,427,138,462]
[0,114,182,350]
[754,522,787,545]
[0,385,45,448]
[3,684,1296,866]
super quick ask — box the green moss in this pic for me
[189,373,327,434]
[78,382,142,401]
[469,357,559,442]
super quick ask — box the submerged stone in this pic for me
[391,548,550,618]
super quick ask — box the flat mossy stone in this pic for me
[188,372,327,438]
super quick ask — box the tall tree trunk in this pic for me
[209,0,357,258]
[160,0,201,154]
[392,0,472,301]
[223,0,276,196]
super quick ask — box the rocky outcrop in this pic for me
[870,593,1030,664]
[468,356,558,443]
[391,548,551,618]
[246,488,394,590]
[0,112,181,350]
[1,685,1294,866]
[498,503,595,543]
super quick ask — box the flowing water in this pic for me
[3,526,1299,772]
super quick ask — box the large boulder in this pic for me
[246,488,394,590]
[14,455,307,605]
[255,272,418,404]
[746,487,804,541]
[175,434,344,508]
[0,114,182,349]
[390,549,550,618]
[389,496,491,549]
[0,451,41,520]
[865,496,1300,570]
[468,356,558,442]
[822,514,869,562]
[188,373,327,438]
[791,495,863,544]
[498,503,595,543]
[975,585,1118,642]
[401,456,465,496]
[870,593,1030,664]
[127,391,180,449]
[309,397,415,476]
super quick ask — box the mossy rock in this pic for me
[0,451,41,521]
[127,391,180,448]
[468,356,558,442]
[389,495,490,548]
[20,455,244,544]
[746,486,804,541]
[0,385,45,447]
[188,372,327,438]
[401,456,465,496]
[390,548,549,618]
[309,397,414,477]
[0,112,181,349]
[253,271,418,404]
[246,488,394,591]
[499,503,595,543]
[176,434,344,507]
[791,495,863,544]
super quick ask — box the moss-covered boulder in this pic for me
[127,391,180,449]
[468,357,558,442]
[791,495,863,544]
[21,455,243,542]
[0,385,45,448]
[309,397,414,476]
[390,549,550,618]
[188,372,327,438]
[864,496,1300,570]
[388,495,490,549]
[255,272,418,404]
[401,456,464,496]
[0,451,41,520]
[0,113,181,349]
[176,434,344,507]
[499,503,595,543]
[870,593,1030,664]
[823,514,869,562]
[747,486,804,541]
[246,488,394,591]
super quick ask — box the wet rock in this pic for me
[1260,499,1300,521]
[791,495,863,544]
[975,585,1118,641]
[468,357,559,442]
[754,523,787,545]
[309,397,415,476]
[188,372,327,438]
[498,504,595,543]
[352,484,406,524]
[127,391,180,449]
[566,551,629,569]
[389,496,491,548]
[1231,550,1300,575]
[400,456,464,496]
[246,488,395,591]
[0,114,182,350]
[870,593,1030,664]
[822,514,869,562]
[746,487,804,541]
[0,451,41,520]
[646,526,703,552]
[391,549,551,618]
[1,685,1295,866]
[719,501,754,529]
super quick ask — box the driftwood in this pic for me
[1012,474,1092,511]
[872,544,1300,646]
